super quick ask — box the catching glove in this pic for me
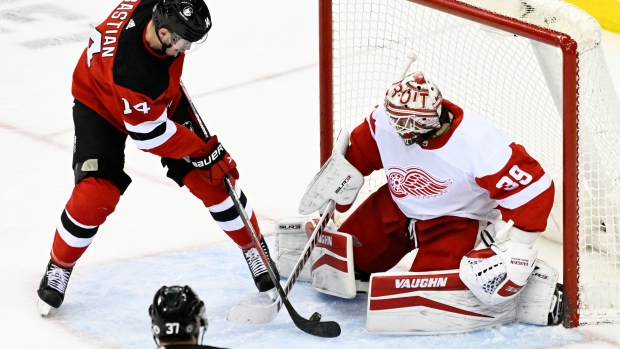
[189,135,239,186]
[459,220,539,306]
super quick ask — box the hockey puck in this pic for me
[309,312,322,322]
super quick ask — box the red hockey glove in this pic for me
[189,135,239,186]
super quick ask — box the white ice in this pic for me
[1,0,620,348]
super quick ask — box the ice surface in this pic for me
[1,0,619,348]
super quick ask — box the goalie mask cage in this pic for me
[318,0,620,327]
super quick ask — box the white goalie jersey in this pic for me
[360,100,554,232]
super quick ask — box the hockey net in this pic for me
[319,0,620,327]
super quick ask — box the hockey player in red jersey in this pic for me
[37,0,277,316]
[278,71,563,334]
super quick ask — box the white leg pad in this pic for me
[274,217,313,282]
[366,270,517,335]
[517,259,559,325]
[310,228,357,299]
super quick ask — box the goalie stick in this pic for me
[179,80,341,338]
[226,200,336,325]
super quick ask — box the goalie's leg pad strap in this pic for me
[310,227,357,299]
[366,270,517,335]
[517,259,560,325]
[274,216,313,282]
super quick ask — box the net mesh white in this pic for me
[325,0,620,324]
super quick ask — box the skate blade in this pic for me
[38,299,53,317]
[263,288,278,301]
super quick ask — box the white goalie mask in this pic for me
[384,71,443,145]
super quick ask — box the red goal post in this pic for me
[319,0,620,328]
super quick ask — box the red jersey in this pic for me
[72,0,204,159]
[346,100,554,232]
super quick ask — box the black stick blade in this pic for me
[293,317,342,338]
[283,301,341,338]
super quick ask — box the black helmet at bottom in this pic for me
[149,285,208,343]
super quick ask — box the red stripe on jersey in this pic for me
[499,186,554,232]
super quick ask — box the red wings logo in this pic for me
[387,166,452,199]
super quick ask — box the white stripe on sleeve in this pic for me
[496,173,553,209]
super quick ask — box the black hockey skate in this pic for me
[548,283,564,326]
[242,238,279,299]
[37,259,73,316]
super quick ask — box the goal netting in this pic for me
[319,0,620,327]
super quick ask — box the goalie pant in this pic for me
[339,185,481,274]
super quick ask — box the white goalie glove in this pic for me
[459,220,539,306]
[298,128,364,215]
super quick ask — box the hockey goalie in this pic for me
[275,71,563,334]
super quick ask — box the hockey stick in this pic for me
[180,80,211,137]
[227,199,336,325]
[179,80,341,338]
[224,177,341,338]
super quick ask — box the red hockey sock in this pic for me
[51,177,121,267]
[183,170,261,249]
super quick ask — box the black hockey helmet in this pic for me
[152,0,212,43]
[149,285,208,344]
